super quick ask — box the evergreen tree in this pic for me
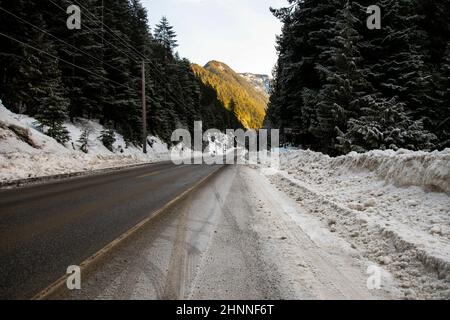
[267,0,449,155]
[314,0,371,154]
[47,0,106,122]
[337,97,437,153]
[99,128,116,152]
[6,1,71,144]
[0,0,31,113]
[268,0,343,147]
[0,1,69,121]
[370,0,430,118]
[154,16,178,52]
[77,128,90,154]
[34,85,70,145]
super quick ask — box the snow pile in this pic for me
[0,102,171,183]
[262,149,450,299]
[278,149,450,194]
[169,130,237,163]
[332,149,450,195]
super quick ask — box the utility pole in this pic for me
[141,61,147,154]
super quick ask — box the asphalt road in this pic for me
[53,165,387,300]
[0,161,222,299]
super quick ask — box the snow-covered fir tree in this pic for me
[314,0,371,154]
[267,0,449,154]
[99,128,116,152]
[77,129,90,154]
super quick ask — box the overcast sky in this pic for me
[141,0,289,75]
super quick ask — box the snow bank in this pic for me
[0,101,170,183]
[262,148,450,299]
[332,149,450,195]
[280,149,450,195]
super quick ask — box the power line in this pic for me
[1,6,201,136]
[56,0,190,102]
[0,31,140,95]
[45,0,195,111]
[0,6,130,77]
[64,0,172,82]
[70,0,149,62]
[47,0,142,65]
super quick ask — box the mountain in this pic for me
[239,73,271,95]
[191,61,268,129]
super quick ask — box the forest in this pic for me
[0,0,242,147]
[267,0,450,155]
[192,61,268,130]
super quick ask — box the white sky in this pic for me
[141,0,289,75]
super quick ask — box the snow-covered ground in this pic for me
[0,102,173,183]
[260,149,450,299]
[0,101,238,183]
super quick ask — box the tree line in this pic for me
[0,0,242,147]
[267,0,450,155]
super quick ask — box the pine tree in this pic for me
[16,2,71,144]
[77,129,90,153]
[0,0,69,120]
[267,0,449,154]
[34,86,70,145]
[99,128,115,152]
[46,0,106,122]
[154,16,178,52]
[268,0,343,147]
[314,0,371,154]
[337,97,437,153]
[101,0,140,143]
[0,0,30,113]
[370,0,431,120]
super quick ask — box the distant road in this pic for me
[0,161,222,299]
